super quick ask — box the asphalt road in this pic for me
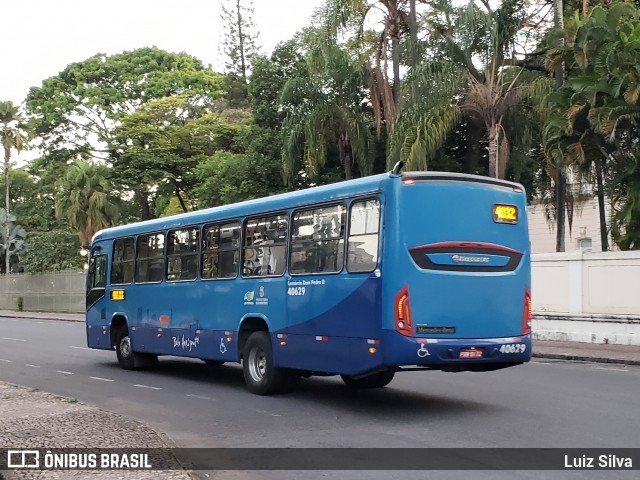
[1,316,638,480]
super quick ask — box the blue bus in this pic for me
[86,169,532,395]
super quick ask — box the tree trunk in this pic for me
[134,189,153,221]
[175,186,189,213]
[488,122,499,178]
[556,167,566,252]
[237,0,247,82]
[595,153,609,251]
[4,147,10,274]
[408,0,418,68]
[391,37,401,106]
[339,135,353,181]
[463,121,482,174]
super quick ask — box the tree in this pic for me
[55,161,120,247]
[0,208,26,274]
[0,101,29,274]
[26,47,225,218]
[19,230,84,273]
[281,32,374,184]
[112,96,252,214]
[220,0,260,83]
[319,0,413,133]
[390,0,539,179]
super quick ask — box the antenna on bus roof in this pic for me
[391,161,404,176]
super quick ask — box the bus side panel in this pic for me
[279,276,382,374]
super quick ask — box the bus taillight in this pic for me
[394,286,414,336]
[522,289,532,335]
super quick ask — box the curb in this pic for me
[533,352,640,366]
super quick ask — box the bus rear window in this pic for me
[347,199,380,273]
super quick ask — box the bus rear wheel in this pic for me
[115,326,135,370]
[341,370,395,389]
[242,331,289,395]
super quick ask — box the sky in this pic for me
[1,0,324,106]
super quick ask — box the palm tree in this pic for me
[390,0,536,179]
[319,0,412,133]
[55,161,120,247]
[0,101,29,273]
[281,34,374,184]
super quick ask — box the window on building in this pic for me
[167,228,200,281]
[290,204,346,275]
[135,233,165,283]
[111,238,135,285]
[243,214,288,277]
[202,222,240,280]
[347,199,380,273]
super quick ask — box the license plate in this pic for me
[459,348,483,359]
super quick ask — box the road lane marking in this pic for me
[186,394,214,401]
[134,384,161,390]
[90,376,115,382]
[25,364,41,368]
[249,408,281,417]
[70,346,92,351]
[56,370,74,375]
[2,337,26,342]
[592,366,629,372]
[0,359,13,363]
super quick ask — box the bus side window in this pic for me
[167,228,199,282]
[136,233,165,283]
[202,222,240,280]
[243,214,287,277]
[290,204,345,275]
[347,199,380,273]
[111,238,135,285]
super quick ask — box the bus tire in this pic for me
[115,326,135,370]
[242,331,286,395]
[341,370,395,389]
[202,360,225,367]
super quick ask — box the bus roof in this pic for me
[91,171,523,243]
[92,172,389,242]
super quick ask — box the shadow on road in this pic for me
[94,358,498,420]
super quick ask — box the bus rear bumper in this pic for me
[381,332,533,370]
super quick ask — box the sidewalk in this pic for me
[0,382,192,479]
[2,310,640,366]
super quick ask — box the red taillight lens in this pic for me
[522,289,532,335]
[394,285,414,336]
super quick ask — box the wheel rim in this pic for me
[120,336,132,359]
[248,347,267,382]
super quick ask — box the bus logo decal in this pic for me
[244,290,256,303]
[259,286,265,298]
[172,334,200,352]
[452,255,490,264]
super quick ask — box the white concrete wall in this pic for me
[531,251,640,345]
[527,197,613,254]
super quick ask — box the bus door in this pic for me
[86,249,110,349]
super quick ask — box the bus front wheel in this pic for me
[242,331,288,395]
[115,326,135,370]
[341,370,395,389]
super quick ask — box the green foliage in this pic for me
[19,230,84,273]
[0,208,27,274]
[55,161,120,246]
[195,150,285,208]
